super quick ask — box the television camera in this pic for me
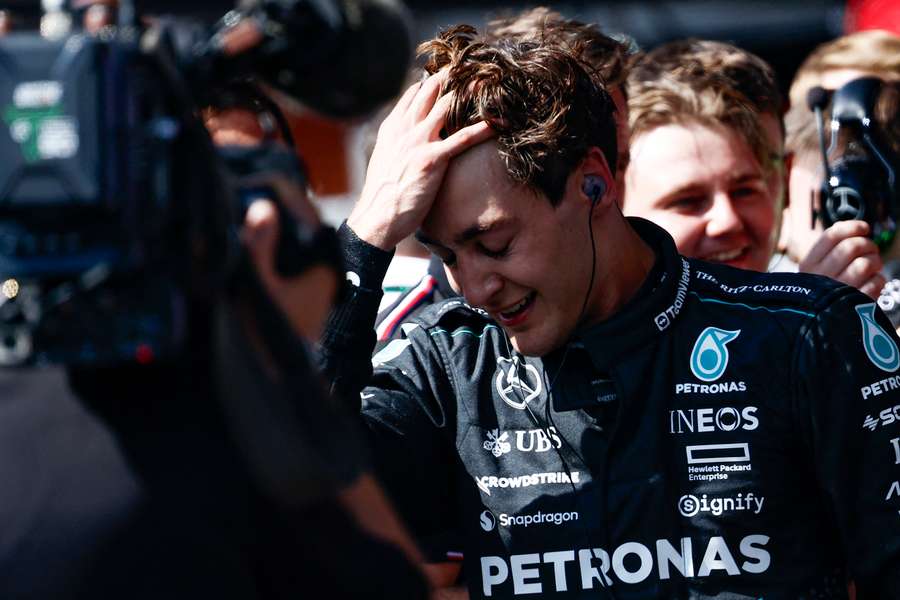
[0,0,411,366]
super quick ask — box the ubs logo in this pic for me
[483,427,562,457]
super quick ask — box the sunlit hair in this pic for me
[789,30,900,109]
[485,7,631,91]
[627,39,782,174]
[418,24,617,205]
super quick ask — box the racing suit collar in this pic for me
[562,217,689,372]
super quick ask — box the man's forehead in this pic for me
[419,204,516,247]
[423,140,524,243]
[629,123,765,191]
[443,138,508,182]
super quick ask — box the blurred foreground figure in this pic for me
[0,0,429,597]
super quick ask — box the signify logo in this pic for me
[678,492,764,517]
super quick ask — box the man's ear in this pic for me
[578,147,616,209]
[776,152,794,253]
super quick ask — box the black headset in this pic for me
[808,77,900,249]
[583,175,607,208]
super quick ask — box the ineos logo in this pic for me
[669,406,759,434]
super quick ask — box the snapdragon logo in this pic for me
[480,510,580,531]
[479,535,771,596]
[857,303,900,372]
[690,327,741,382]
[480,510,497,532]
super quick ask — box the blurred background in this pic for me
[3,0,887,222]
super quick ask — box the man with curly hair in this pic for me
[298,24,900,599]
[373,8,632,349]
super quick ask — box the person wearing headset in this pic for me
[778,32,900,327]
[780,31,900,284]
[275,24,900,598]
[621,39,885,300]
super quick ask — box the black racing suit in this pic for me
[320,218,900,599]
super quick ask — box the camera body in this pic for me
[813,77,900,249]
[0,30,214,366]
[0,1,411,366]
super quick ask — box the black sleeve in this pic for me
[319,222,394,402]
[318,223,462,561]
[794,286,900,595]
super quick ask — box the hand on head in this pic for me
[347,71,495,251]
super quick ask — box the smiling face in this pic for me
[419,142,597,357]
[623,121,780,271]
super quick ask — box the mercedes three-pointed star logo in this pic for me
[828,186,865,221]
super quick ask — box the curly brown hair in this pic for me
[418,25,617,205]
[627,39,783,173]
[485,7,631,91]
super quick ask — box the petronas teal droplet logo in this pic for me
[690,327,741,382]
[856,303,900,372]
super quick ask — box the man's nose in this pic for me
[454,258,503,309]
[705,192,745,237]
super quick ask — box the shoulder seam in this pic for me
[688,291,817,318]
